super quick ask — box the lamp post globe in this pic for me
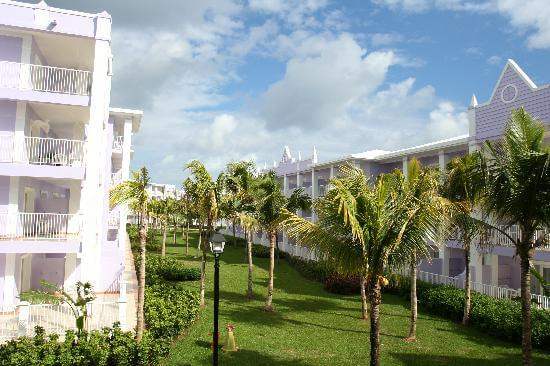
[209,232,225,366]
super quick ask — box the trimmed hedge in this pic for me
[145,256,200,284]
[386,275,550,350]
[144,283,201,340]
[0,325,167,366]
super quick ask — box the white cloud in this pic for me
[261,33,397,129]
[370,33,405,47]
[427,102,468,140]
[465,47,483,56]
[486,55,502,66]
[161,155,175,165]
[374,0,550,49]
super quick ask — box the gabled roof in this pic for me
[487,59,537,104]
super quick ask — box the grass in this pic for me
[146,228,550,366]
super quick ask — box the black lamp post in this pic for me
[209,232,225,366]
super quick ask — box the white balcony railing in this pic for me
[110,171,122,186]
[486,225,550,250]
[0,135,85,167]
[0,61,92,96]
[0,213,82,240]
[108,212,120,229]
[112,136,124,152]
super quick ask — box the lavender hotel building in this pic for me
[0,0,141,336]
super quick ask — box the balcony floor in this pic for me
[0,239,80,253]
[0,163,84,180]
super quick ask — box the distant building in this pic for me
[271,60,550,301]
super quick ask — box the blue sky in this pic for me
[27,0,550,184]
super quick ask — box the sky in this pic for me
[24,0,550,184]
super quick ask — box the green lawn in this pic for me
[150,229,550,366]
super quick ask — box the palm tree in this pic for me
[441,152,485,325]
[185,160,223,307]
[238,212,260,299]
[402,158,446,341]
[255,170,311,311]
[110,166,150,341]
[477,108,550,366]
[280,165,440,366]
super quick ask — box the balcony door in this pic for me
[24,188,35,213]
[19,254,32,293]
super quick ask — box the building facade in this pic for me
[0,0,141,320]
[272,60,550,301]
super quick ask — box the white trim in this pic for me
[0,0,109,19]
[486,59,537,105]
[500,84,518,104]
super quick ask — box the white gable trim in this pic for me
[487,59,537,104]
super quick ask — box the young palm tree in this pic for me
[185,160,223,307]
[280,164,440,366]
[478,108,550,366]
[255,171,311,312]
[402,158,446,341]
[110,166,150,341]
[441,152,485,325]
[238,212,260,299]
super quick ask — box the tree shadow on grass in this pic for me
[389,352,550,366]
[170,340,314,366]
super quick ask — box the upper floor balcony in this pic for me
[110,171,122,187]
[0,212,82,253]
[0,61,92,106]
[0,135,85,180]
[112,136,124,154]
[486,225,550,251]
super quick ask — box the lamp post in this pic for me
[209,232,225,366]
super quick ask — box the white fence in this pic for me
[0,61,92,96]
[0,301,122,342]
[0,135,85,167]
[0,213,82,240]
[416,270,549,309]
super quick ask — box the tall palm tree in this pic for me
[255,171,311,311]
[441,152,485,325]
[280,165,440,366]
[110,166,150,342]
[402,158,446,341]
[477,108,550,366]
[185,160,223,307]
[238,212,260,299]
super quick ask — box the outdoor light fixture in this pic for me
[209,232,225,256]
[209,232,225,366]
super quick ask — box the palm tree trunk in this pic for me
[246,231,254,299]
[161,222,167,257]
[462,242,471,325]
[232,219,237,246]
[360,276,368,320]
[173,221,177,246]
[368,278,382,366]
[199,225,206,307]
[264,229,276,312]
[407,250,417,341]
[519,243,533,366]
[185,220,190,255]
[136,208,147,342]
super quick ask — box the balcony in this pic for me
[0,135,85,179]
[112,136,124,154]
[0,61,92,105]
[0,212,82,241]
[485,225,550,251]
[110,172,123,186]
[108,211,120,229]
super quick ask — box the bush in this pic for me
[286,256,331,283]
[144,283,201,340]
[144,256,200,285]
[252,244,271,258]
[0,324,166,366]
[323,273,361,295]
[386,276,550,350]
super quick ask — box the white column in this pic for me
[3,254,16,308]
[442,247,450,277]
[283,175,288,196]
[121,119,132,180]
[80,22,112,287]
[471,247,483,283]
[63,253,77,290]
[438,150,448,172]
[330,165,334,178]
[402,156,408,176]
[311,168,316,222]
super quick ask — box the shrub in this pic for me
[323,273,361,295]
[0,324,166,366]
[252,244,270,258]
[144,283,201,340]
[144,256,200,285]
[286,256,331,283]
[386,276,550,350]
